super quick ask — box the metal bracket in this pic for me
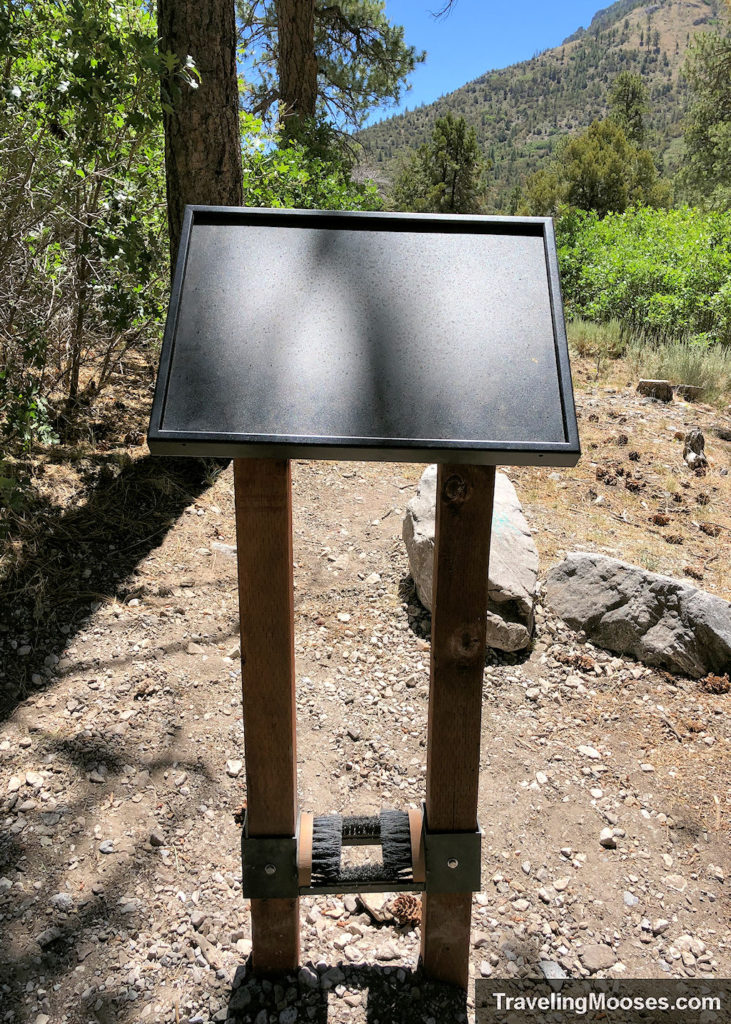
[422,803,482,894]
[241,811,298,899]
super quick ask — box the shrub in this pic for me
[557,207,731,345]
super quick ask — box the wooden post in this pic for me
[234,458,299,972]
[421,464,496,989]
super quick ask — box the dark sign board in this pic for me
[148,207,579,466]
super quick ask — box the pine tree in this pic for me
[390,113,488,214]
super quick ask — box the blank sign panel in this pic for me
[148,208,580,466]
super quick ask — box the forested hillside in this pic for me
[358,0,724,210]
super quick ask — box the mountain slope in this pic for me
[357,0,724,210]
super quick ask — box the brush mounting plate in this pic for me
[240,807,482,899]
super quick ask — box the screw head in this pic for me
[264,863,277,876]
[447,858,459,870]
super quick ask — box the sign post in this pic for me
[149,206,580,985]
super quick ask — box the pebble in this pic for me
[652,919,670,936]
[623,891,639,907]
[580,944,617,972]
[226,759,243,778]
[578,745,601,760]
[538,960,567,980]
[298,966,319,989]
[98,840,115,854]
[50,892,73,912]
[599,828,617,849]
[665,874,688,893]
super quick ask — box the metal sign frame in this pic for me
[147,206,580,467]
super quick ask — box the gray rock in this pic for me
[50,892,73,912]
[683,428,708,470]
[545,553,731,678]
[580,943,617,972]
[403,465,538,651]
[538,960,567,980]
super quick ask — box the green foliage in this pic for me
[557,206,731,345]
[0,4,382,449]
[523,118,670,217]
[237,0,424,129]
[240,114,382,210]
[0,0,168,445]
[677,24,731,209]
[390,112,487,213]
[608,70,648,145]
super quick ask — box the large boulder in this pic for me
[402,465,539,651]
[545,552,731,678]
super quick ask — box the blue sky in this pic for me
[366,0,607,124]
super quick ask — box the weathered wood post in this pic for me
[421,464,495,988]
[233,458,299,971]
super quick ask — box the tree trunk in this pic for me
[157,0,243,273]
[276,0,318,131]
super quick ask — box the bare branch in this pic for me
[431,0,459,19]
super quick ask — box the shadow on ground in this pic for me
[0,455,223,720]
[225,960,469,1024]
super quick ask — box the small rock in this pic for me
[191,910,207,930]
[623,891,639,907]
[665,874,688,893]
[652,919,670,936]
[298,965,319,989]
[98,840,115,854]
[36,926,63,948]
[599,828,617,849]
[683,428,708,471]
[50,892,73,912]
[538,960,567,981]
[25,771,44,789]
[580,944,617,972]
[553,877,570,892]
[358,892,393,923]
[525,687,541,701]
[149,829,166,848]
[578,745,601,760]
[186,642,206,655]
[226,759,243,778]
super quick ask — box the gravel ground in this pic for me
[1,377,730,1024]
